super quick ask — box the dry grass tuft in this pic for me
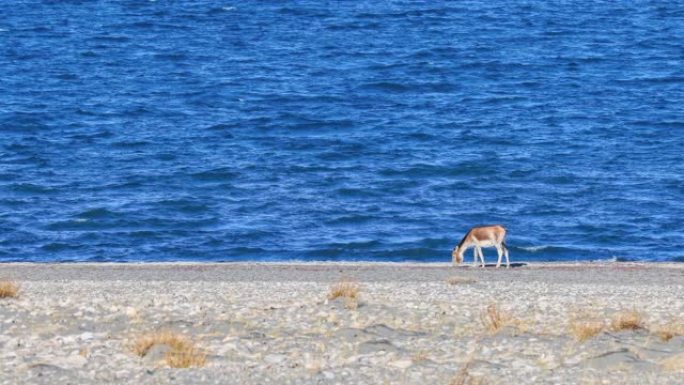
[650,319,684,342]
[328,279,360,309]
[412,350,430,363]
[446,276,476,285]
[569,320,604,342]
[449,360,487,385]
[610,310,644,332]
[480,303,509,334]
[0,281,20,299]
[656,329,676,342]
[79,347,90,358]
[568,313,604,342]
[132,330,206,368]
[165,345,208,368]
[328,279,360,300]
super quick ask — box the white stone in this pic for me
[390,359,413,369]
[263,354,287,365]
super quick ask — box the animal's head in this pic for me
[451,246,463,264]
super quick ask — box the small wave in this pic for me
[46,219,99,231]
[206,123,238,131]
[69,130,114,140]
[153,52,188,61]
[485,95,527,105]
[224,247,269,255]
[627,120,684,129]
[326,21,383,31]
[75,208,115,219]
[379,162,494,178]
[155,153,177,161]
[207,6,234,14]
[389,247,441,259]
[612,256,639,262]
[334,187,383,198]
[616,76,684,85]
[325,240,383,250]
[56,73,78,81]
[285,118,356,131]
[9,183,57,195]
[359,81,458,94]
[157,199,212,214]
[189,167,239,182]
[90,35,130,43]
[40,243,84,252]
[75,108,99,116]
[359,82,411,93]
[403,132,437,141]
[0,112,50,132]
[325,214,377,225]
[515,245,569,253]
[544,175,576,184]
[518,245,554,252]
[124,230,158,238]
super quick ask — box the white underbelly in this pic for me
[475,240,498,247]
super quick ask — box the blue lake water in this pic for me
[1,1,683,262]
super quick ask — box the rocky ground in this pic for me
[0,262,683,384]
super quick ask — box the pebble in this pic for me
[390,359,413,369]
[263,354,287,365]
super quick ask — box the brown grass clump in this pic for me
[449,360,487,385]
[0,281,19,299]
[568,312,604,342]
[412,350,430,363]
[480,303,510,334]
[328,279,360,309]
[132,330,206,368]
[656,328,676,342]
[610,310,644,331]
[165,345,208,369]
[446,276,476,285]
[569,319,604,342]
[652,321,684,342]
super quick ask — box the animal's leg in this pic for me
[472,247,478,267]
[477,246,485,268]
[496,245,502,268]
[503,242,510,268]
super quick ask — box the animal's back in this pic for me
[470,225,506,242]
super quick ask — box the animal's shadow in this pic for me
[455,262,527,269]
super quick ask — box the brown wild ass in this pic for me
[452,225,510,268]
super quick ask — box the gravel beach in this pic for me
[1,262,683,384]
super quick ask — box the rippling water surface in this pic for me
[1,1,683,262]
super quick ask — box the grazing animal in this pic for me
[452,225,509,268]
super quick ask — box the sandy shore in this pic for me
[1,262,683,384]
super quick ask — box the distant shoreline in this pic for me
[1,260,682,266]
[1,260,682,283]
[0,259,684,270]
